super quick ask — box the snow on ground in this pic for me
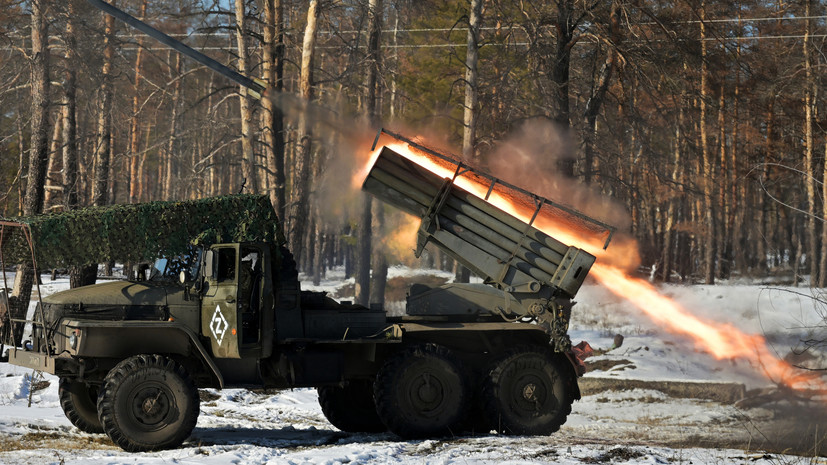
[1,268,826,463]
[571,279,827,389]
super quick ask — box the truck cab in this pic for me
[201,243,275,360]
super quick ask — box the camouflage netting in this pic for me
[0,195,285,268]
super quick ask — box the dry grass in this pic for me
[581,446,645,463]
[0,432,115,453]
[585,358,635,372]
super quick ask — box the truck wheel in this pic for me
[59,378,104,434]
[317,380,386,433]
[97,354,200,452]
[374,344,468,438]
[483,346,573,436]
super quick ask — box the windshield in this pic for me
[146,248,203,282]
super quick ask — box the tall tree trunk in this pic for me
[163,53,183,200]
[260,0,286,221]
[820,141,827,287]
[803,0,818,284]
[15,110,26,216]
[662,85,686,283]
[716,88,729,279]
[731,8,745,275]
[369,202,388,306]
[312,213,324,286]
[287,0,319,263]
[357,0,383,305]
[9,0,51,346]
[93,6,115,208]
[583,2,620,184]
[389,12,399,120]
[43,110,63,211]
[551,0,576,178]
[62,1,78,212]
[453,0,482,285]
[462,0,481,162]
[355,196,372,305]
[756,100,774,271]
[128,0,147,204]
[84,1,117,288]
[699,2,715,284]
[235,0,255,193]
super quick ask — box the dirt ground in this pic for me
[560,390,827,458]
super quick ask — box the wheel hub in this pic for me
[522,383,537,401]
[418,374,438,403]
[511,373,548,414]
[131,387,171,428]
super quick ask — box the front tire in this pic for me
[483,346,573,435]
[59,378,103,434]
[374,344,468,438]
[318,380,386,433]
[97,354,200,452]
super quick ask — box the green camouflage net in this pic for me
[0,195,285,268]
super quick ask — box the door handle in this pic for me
[225,296,236,303]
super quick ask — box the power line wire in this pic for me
[2,33,823,53]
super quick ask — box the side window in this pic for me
[216,248,237,282]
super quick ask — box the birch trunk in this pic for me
[287,0,319,262]
[43,110,63,211]
[452,0,481,285]
[803,0,819,284]
[235,0,255,192]
[92,6,115,208]
[163,53,183,200]
[62,1,79,211]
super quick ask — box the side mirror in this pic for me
[204,250,215,279]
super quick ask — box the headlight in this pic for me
[69,330,80,349]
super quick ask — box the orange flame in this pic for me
[364,140,827,393]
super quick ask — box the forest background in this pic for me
[0,0,825,307]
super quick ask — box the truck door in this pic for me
[202,244,241,358]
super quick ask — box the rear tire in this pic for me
[318,380,386,433]
[483,346,573,435]
[374,344,468,438]
[98,354,199,452]
[59,378,103,434]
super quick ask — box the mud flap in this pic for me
[563,340,595,400]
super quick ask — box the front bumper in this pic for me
[8,348,57,374]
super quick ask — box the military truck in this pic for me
[2,132,613,451]
[0,0,615,452]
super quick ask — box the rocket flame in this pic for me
[363,140,827,393]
